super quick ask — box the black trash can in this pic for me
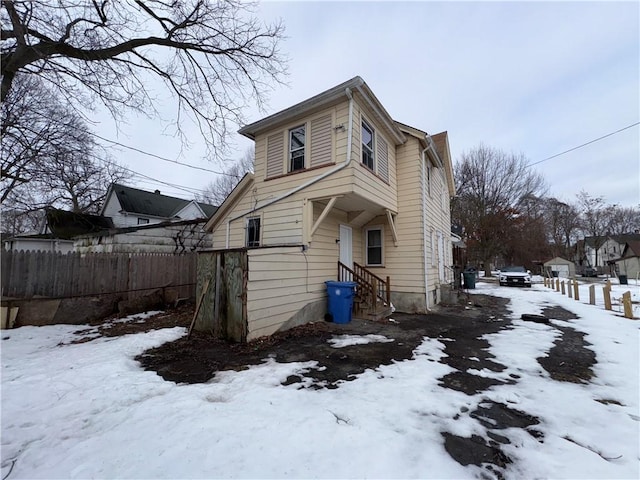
[619,275,628,285]
[463,268,476,289]
[551,271,559,278]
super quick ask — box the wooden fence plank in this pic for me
[1,251,196,301]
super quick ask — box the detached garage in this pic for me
[543,257,576,278]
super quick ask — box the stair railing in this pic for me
[337,261,391,314]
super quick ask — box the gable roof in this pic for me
[611,233,640,245]
[621,240,640,258]
[204,173,255,232]
[584,236,608,248]
[394,122,456,197]
[238,76,406,145]
[105,184,217,219]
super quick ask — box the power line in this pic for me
[90,132,238,176]
[26,107,238,177]
[528,121,640,168]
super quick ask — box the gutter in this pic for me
[421,146,430,311]
[225,85,357,248]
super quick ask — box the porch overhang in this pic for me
[304,192,398,244]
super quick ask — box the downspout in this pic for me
[421,146,430,311]
[225,86,357,248]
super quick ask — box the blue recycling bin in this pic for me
[325,281,357,324]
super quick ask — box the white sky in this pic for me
[96,1,639,207]
[2,279,639,478]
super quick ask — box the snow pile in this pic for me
[1,283,639,479]
[328,334,394,348]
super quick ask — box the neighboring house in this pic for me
[73,218,211,254]
[543,257,576,278]
[3,234,74,253]
[582,236,608,270]
[204,76,456,340]
[102,183,217,227]
[582,234,640,273]
[614,240,640,280]
[3,209,113,253]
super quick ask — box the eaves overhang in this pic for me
[238,76,406,145]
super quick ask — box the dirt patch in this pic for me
[537,305,596,383]
[80,293,595,477]
[134,294,515,389]
[68,303,194,345]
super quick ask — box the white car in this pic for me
[499,266,532,287]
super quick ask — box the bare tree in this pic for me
[543,197,580,258]
[576,191,611,267]
[451,144,547,275]
[605,204,640,235]
[0,74,89,202]
[1,0,287,158]
[1,76,127,234]
[199,146,254,206]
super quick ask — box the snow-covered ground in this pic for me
[1,281,639,479]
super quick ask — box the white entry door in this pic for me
[339,224,353,272]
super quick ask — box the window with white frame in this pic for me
[137,218,149,225]
[289,125,305,172]
[246,217,261,247]
[366,226,383,266]
[361,120,375,170]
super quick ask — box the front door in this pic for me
[339,225,353,277]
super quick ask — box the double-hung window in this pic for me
[289,125,305,172]
[361,120,375,170]
[246,217,261,247]
[366,227,383,266]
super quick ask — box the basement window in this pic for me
[246,217,261,247]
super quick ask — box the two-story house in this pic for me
[204,77,455,340]
[582,233,640,274]
[102,183,217,227]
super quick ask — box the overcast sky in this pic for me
[98,1,639,208]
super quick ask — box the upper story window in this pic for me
[361,120,375,170]
[289,125,306,172]
[246,217,261,247]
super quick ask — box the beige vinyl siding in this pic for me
[254,102,346,182]
[211,183,257,248]
[424,155,452,292]
[377,136,389,182]
[262,198,303,245]
[266,132,285,178]
[351,104,397,211]
[310,114,333,167]
[246,206,362,340]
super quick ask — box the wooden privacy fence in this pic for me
[194,249,247,342]
[1,250,197,301]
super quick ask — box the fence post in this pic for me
[589,285,595,305]
[567,280,572,298]
[561,280,566,295]
[555,278,560,292]
[573,279,579,301]
[386,276,391,308]
[622,292,633,319]
[603,285,612,311]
